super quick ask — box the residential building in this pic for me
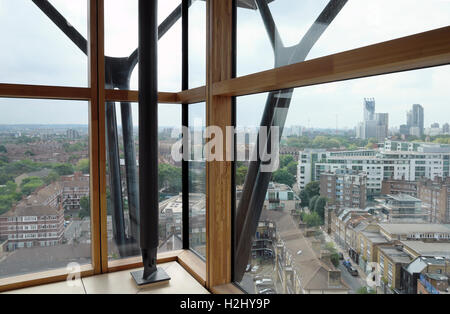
[401,241,450,259]
[443,123,450,134]
[402,256,450,294]
[264,182,301,211]
[357,225,390,272]
[378,224,450,242]
[380,194,428,223]
[381,178,418,197]
[297,149,327,191]
[378,246,412,292]
[417,273,449,294]
[418,177,450,223]
[298,141,450,196]
[0,191,65,251]
[320,169,367,210]
[61,172,90,214]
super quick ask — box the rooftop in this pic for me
[378,246,412,264]
[402,241,450,259]
[387,194,421,202]
[405,256,449,274]
[380,224,450,235]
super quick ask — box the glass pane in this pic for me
[189,0,206,89]
[0,98,91,279]
[237,0,450,77]
[234,64,450,294]
[106,103,182,260]
[105,0,181,91]
[0,0,88,87]
[188,102,206,259]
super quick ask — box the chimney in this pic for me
[328,270,342,287]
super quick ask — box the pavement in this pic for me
[321,228,367,293]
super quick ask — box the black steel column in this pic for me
[138,0,159,279]
[181,0,190,250]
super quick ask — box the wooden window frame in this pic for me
[0,0,449,295]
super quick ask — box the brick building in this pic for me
[320,169,367,210]
[418,177,450,224]
[0,183,65,251]
[381,178,418,197]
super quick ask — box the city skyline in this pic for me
[1,1,450,128]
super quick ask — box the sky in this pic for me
[0,0,449,129]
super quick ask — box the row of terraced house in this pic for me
[0,172,89,251]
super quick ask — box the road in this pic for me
[321,229,366,293]
[338,262,366,293]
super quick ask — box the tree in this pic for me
[314,196,328,221]
[325,242,339,267]
[0,145,7,153]
[286,161,298,177]
[302,212,321,227]
[299,189,309,208]
[309,195,319,211]
[305,181,320,199]
[44,171,60,185]
[279,155,294,168]
[79,196,90,218]
[272,168,295,187]
[21,177,44,196]
[76,159,90,174]
[53,163,74,176]
[159,164,182,193]
[236,166,248,186]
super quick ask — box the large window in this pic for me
[188,102,206,259]
[237,0,450,77]
[106,103,182,260]
[0,0,88,87]
[0,98,91,279]
[104,0,182,91]
[234,64,450,294]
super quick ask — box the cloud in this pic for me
[1,0,449,130]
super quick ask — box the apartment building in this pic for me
[402,256,450,294]
[297,149,328,191]
[61,172,90,214]
[298,141,450,196]
[320,169,367,210]
[378,224,450,242]
[378,246,412,292]
[418,177,450,224]
[381,178,418,197]
[380,194,428,223]
[0,182,65,251]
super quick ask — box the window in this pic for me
[188,102,206,259]
[0,98,91,279]
[0,1,88,87]
[233,64,450,293]
[106,103,183,260]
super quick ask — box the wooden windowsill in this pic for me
[0,250,208,293]
[211,283,245,294]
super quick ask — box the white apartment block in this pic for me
[297,142,450,196]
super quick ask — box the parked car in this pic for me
[251,265,260,273]
[259,288,276,294]
[347,266,358,277]
[253,276,263,282]
[255,278,273,287]
[343,260,352,268]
